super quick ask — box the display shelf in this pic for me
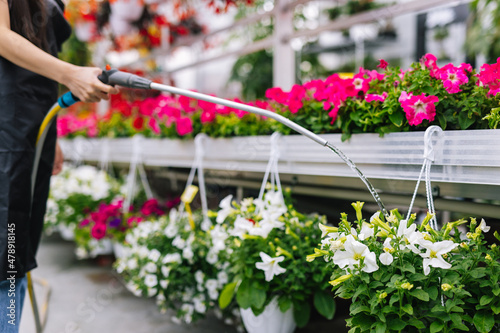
[60,129,500,203]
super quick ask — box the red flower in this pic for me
[133,116,144,130]
[201,109,216,123]
[265,87,288,104]
[140,198,164,216]
[148,117,161,134]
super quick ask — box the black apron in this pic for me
[0,0,71,281]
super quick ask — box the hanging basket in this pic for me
[58,223,76,241]
[240,298,296,333]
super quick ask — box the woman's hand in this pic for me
[52,141,64,175]
[62,66,119,103]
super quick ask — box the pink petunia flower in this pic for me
[148,117,161,134]
[399,91,439,126]
[176,116,193,136]
[421,53,439,78]
[265,87,288,104]
[438,64,469,94]
[377,59,388,69]
[365,92,388,103]
[477,57,500,95]
[91,223,107,240]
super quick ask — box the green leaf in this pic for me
[430,321,444,333]
[470,267,486,279]
[473,311,495,333]
[492,305,500,315]
[459,112,476,129]
[313,291,336,320]
[409,289,429,301]
[219,282,237,309]
[422,86,435,95]
[402,303,413,315]
[427,286,438,301]
[250,282,266,309]
[278,296,292,313]
[388,111,405,127]
[480,294,494,306]
[236,279,252,309]
[387,318,406,330]
[408,318,425,329]
[374,322,386,333]
[293,300,311,328]
[351,304,370,316]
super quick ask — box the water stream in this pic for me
[326,142,388,218]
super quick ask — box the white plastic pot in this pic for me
[89,239,114,257]
[240,298,296,333]
[112,241,129,259]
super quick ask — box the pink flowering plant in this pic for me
[309,202,500,333]
[58,55,500,141]
[73,198,167,259]
[215,188,335,328]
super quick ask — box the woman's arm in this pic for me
[0,0,118,102]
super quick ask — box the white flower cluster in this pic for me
[115,209,235,325]
[320,212,491,276]
[217,192,287,240]
[50,164,114,201]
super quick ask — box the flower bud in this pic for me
[485,254,493,261]
[329,274,352,287]
[378,292,388,300]
[441,283,453,292]
[401,282,414,290]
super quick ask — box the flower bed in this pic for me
[58,55,500,141]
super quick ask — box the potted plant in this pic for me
[309,201,500,332]
[45,164,122,240]
[114,208,241,328]
[216,188,336,332]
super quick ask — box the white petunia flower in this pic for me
[193,297,207,313]
[255,252,286,282]
[162,253,182,264]
[216,195,234,224]
[164,223,178,238]
[209,289,219,300]
[144,262,157,273]
[148,249,161,262]
[479,219,490,233]
[144,274,158,288]
[205,279,218,292]
[173,235,186,249]
[379,238,394,266]
[182,246,194,260]
[195,271,205,284]
[419,240,458,275]
[358,222,374,241]
[206,250,218,265]
[127,258,138,270]
[160,280,169,289]
[332,235,379,273]
[217,271,228,286]
[161,266,171,277]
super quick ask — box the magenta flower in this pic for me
[265,87,288,104]
[438,64,469,94]
[477,57,500,95]
[399,91,439,126]
[139,98,157,116]
[421,53,440,77]
[365,92,388,103]
[148,117,161,134]
[141,198,164,216]
[176,116,193,136]
[201,109,216,123]
[80,219,90,227]
[91,223,107,240]
[377,59,388,69]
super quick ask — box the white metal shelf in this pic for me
[60,129,500,202]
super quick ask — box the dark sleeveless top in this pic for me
[0,0,72,280]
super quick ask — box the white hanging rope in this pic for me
[98,138,112,174]
[406,126,443,230]
[180,134,210,230]
[123,135,153,213]
[258,132,284,206]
